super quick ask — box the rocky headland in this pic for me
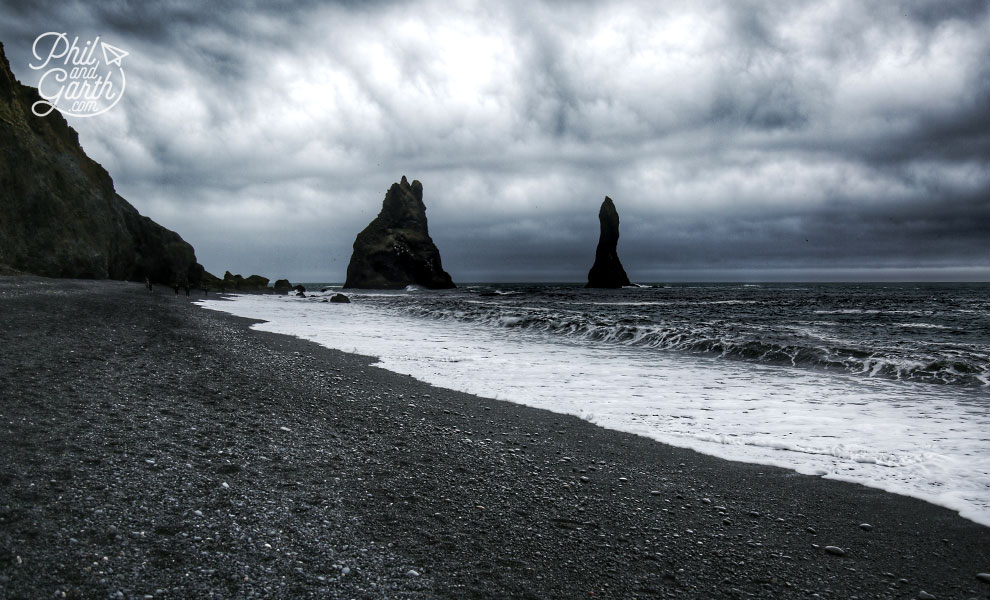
[0,42,207,286]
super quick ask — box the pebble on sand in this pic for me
[859,523,873,531]
[917,591,936,600]
[824,546,846,557]
[406,569,420,577]
[977,573,990,583]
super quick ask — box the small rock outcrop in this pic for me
[330,293,351,303]
[220,271,270,292]
[343,177,454,289]
[0,41,205,285]
[586,196,631,288]
[273,279,293,294]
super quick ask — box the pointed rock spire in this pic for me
[586,196,631,288]
[343,177,455,289]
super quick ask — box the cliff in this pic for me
[0,41,206,285]
[343,176,455,289]
[586,196,632,288]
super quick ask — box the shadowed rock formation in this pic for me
[344,176,455,289]
[220,272,269,292]
[586,196,631,288]
[0,41,206,285]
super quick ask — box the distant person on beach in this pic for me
[183,283,190,299]
[145,277,152,292]
[173,283,179,296]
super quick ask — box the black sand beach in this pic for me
[0,278,987,599]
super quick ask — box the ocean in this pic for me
[199,282,990,526]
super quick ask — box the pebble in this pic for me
[917,592,935,600]
[406,569,420,577]
[649,490,662,496]
[824,546,846,557]
[618,477,628,482]
[221,482,230,489]
[340,566,350,575]
[806,527,817,534]
[977,573,990,583]
[193,510,203,517]
[859,523,873,531]
[580,476,589,483]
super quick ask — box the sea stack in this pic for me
[343,177,455,289]
[586,196,631,288]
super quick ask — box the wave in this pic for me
[395,303,990,387]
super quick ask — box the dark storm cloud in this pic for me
[0,0,987,281]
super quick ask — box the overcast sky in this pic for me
[2,0,988,282]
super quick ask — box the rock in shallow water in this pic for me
[586,196,631,288]
[344,176,454,290]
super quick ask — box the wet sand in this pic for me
[0,277,987,599]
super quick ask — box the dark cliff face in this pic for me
[586,196,632,288]
[344,176,455,289]
[0,41,205,285]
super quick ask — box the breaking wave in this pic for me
[392,302,989,387]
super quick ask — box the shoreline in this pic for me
[1,277,987,599]
[200,289,990,529]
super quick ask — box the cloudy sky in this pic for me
[1,0,988,282]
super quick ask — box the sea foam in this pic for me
[199,293,990,527]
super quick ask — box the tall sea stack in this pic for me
[0,41,206,285]
[343,176,455,289]
[586,196,631,288]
